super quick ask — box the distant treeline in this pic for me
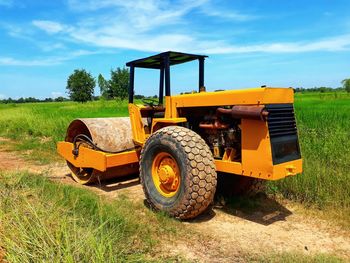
[0,87,347,104]
[0,96,70,104]
[0,94,156,104]
[294,87,345,93]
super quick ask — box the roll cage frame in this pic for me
[126,51,207,104]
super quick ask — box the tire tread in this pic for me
[140,126,217,219]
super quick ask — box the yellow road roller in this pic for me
[57,51,302,219]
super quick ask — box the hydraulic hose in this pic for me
[72,134,137,156]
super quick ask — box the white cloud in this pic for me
[0,93,7,99]
[29,14,350,55]
[199,2,257,22]
[32,1,212,53]
[67,0,202,13]
[40,42,66,52]
[66,22,350,54]
[201,34,350,54]
[32,20,69,34]
[49,1,350,55]
[12,0,350,60]
[68,0,155,11]
[0,57,61,66]
[0,50,99,66]
[1,23,25,38]
[72,30,195,52]
[51,91,63,98]
[1,23,68,53]
[202,10,256,21]
[68,0,208,31]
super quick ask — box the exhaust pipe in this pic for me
[217,105,268,121]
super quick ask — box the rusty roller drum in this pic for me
[65,117,139,184]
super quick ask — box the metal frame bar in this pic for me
[159,67,164,105]
[164,54,171,96]
[199,57,205,91]
[128,66,135,103]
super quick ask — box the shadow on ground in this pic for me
[92,173,140,192]
[192,173,292,225]
[63,170,292,226]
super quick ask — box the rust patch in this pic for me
[65,117,135,152]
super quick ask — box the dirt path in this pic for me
[1,145,349,262]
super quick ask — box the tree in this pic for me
[55,96,65,102]
[98,74,109,99]
[66,69,95,102]
[134,94,145,99]
[341,79,350,93]
[109,67,129,100]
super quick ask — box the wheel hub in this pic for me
[158,165,175,184]
[152,153,180,197]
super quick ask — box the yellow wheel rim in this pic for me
[152,152,180,197]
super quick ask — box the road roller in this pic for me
[57,51,302,219]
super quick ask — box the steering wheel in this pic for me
[142,98,159,107]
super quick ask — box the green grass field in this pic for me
[0,171,183,262]
[0,92,349,215]
[1,171,343,262]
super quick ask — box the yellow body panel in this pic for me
[240,118,274,179]
[167,87,294,109]
[272,159,303,180]
[128,103,147,145]
[214,160,242,174]
[57,141,139,172]
[215,158,302,180]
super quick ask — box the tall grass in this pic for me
[0,171,180,262]
[1,172,341,262]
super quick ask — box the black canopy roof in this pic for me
[126,51,207,69]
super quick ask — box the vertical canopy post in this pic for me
[159,67,164,105]
[128,66,135,103]
[164,55,171,96]
[199,57,205,92]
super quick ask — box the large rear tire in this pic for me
[217,173,266,197]
[140,126,217,219]
[233,177,266,196]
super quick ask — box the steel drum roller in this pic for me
[65,117,138,184]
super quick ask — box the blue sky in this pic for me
[0,0,350,99]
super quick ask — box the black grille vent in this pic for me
[266,104,297,138]
[266,104,301,165]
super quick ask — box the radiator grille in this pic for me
[267,104,297,138]
[266,104,301,165]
